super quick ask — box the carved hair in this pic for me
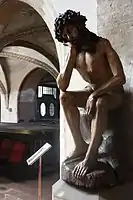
[54,9,87,43]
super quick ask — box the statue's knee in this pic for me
[96,97,106,110]
[60,92,72,105]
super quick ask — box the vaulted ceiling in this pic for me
[0,0,59,88]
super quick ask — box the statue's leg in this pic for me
[60,89,92,158]
[85,92,123,167]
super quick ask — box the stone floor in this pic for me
[0,173,58,200]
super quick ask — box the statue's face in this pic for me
[62,24,79,44]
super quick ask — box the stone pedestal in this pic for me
[52,180,99,200]
[52,179,133,200]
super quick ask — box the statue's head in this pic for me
[54,10,87,45]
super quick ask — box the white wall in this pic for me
[51,0,97,33]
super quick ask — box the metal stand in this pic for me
[38,157,42,200]
[26,143,52,200]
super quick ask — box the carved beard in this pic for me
[76,28,100,54]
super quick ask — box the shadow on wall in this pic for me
[18,68,45,123]
[107,90,133,181]
[119,91,133,163]
[18,88,36,123]
[99,90,133,199]
[100,182,133,200]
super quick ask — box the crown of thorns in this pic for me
[54,10,87,43]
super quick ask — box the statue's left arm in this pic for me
[92,39,126,98]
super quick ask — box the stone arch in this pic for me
[0,51,59,79]
[8,47,58,122]
[0,21,59,69]
[18,67,45,122]
[7,40,58,69]
[18,0,64,67]
[17,66,57,122]
[0,48,59,120]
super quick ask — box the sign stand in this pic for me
[26,143,52,200]
[38,157,42,200]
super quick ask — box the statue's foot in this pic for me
[67,144,88,160]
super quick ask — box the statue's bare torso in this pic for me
[75,38,117,90]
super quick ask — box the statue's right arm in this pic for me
[56,46,77,92]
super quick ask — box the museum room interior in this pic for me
[0,0,133,200]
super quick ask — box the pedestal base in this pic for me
[52,179,133,200]
[52,180,99,200]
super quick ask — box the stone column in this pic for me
[1,92,18,123]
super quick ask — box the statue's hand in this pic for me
[72,160,88,179]
[86,94,96,119]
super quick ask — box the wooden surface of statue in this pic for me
[54,10,128,190]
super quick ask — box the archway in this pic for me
[17,67,59,123]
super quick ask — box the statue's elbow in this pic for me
[58,84,68,92]
[56,75,68,91]
[115,75,126,86]
[121,75,126,85]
